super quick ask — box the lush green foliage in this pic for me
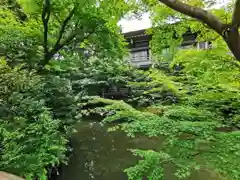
[1,0,240,180]
[0,60,68,179]
[74,4,240,176]
[139,0,237,60]
[84,42,240,180]
[0,0,132,179]
[0,0,131,69]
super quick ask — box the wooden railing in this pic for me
[131,55,150,62]
[131,55,151,67]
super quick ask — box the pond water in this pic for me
[57,121,225,180]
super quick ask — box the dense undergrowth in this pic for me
[0,0,132,179]
[0,60,69,179]
[1,0,240,180]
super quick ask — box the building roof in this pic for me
[123,29,150,38]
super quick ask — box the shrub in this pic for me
[0,60,68,179]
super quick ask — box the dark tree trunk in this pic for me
[224,30,240,60]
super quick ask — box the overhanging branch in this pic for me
[157,0,240,61]
[158,0,225,34]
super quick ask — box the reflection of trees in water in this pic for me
[60,122,163,180]
[58,122,224,180]
[64,122,139,180]
[84,160,95,179]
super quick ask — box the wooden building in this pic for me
[102,28,210,98]
[123,28,210,68]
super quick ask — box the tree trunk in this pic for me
[224,30,240,60]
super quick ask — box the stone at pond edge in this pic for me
[0,171,25,180]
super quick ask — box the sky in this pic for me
[118,0,230,33]
[119,13,151,33]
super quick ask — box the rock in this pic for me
[0,171,25,180]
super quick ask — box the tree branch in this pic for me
[49,30,79,57]
[158,0,225,34]
[38,28,96,69]
[42,0,51,63]
[50,29,95,57]
[232,0,240,27]
[54,7,76,49]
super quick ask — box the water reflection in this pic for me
[58,121,224,180]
